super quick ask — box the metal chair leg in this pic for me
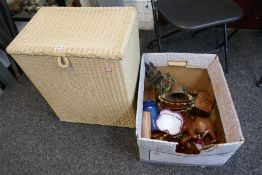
[256,76,262,88]
[216,28,240,49]
[147,29,181,49]
[223,23,229,73]
[151,0,162,52]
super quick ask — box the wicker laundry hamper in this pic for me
[7,7,140,128]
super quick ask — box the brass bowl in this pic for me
[158,93,194,111]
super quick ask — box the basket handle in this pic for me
[57,57,70,68]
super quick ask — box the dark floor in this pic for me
[0,28,261,175]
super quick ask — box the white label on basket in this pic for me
[54,44,67,51]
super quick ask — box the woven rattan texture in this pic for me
[121,15,140,103]
[14,55,136,127]
[7,7,137,59]
[7,7,140,128]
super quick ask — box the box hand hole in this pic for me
[168,61,187,67]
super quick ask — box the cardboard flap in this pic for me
[207,58,244,143]
[143,53,217,69]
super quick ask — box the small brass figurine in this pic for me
[145,62,175,95]
[145,62,194,112]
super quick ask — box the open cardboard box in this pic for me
[136,53,244,166]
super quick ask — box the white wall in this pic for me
[88,0,154,30]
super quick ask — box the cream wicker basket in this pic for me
[7,7,140,128]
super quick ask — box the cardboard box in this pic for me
[136,53,244,166]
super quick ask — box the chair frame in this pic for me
[150,0,231,73]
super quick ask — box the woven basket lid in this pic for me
[7,7,137,60]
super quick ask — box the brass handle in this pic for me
[57,57,70,68]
